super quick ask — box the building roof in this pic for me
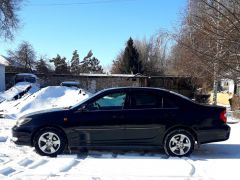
[0,55,9,66]
[0,55,24,67]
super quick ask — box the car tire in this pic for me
[34,128,66,157]
[164,129,194,157]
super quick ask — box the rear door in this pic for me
[122,89,164,145]
[122,89,180,146]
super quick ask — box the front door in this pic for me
[69,91,128,146]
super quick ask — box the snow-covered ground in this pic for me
[0,118,239,179]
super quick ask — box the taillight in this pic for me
[220,110,227,123]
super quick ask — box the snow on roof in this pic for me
[0,82,36,102]
[61,81,80,85]
[0,55,9,66]
[0,55,25,67]
[16,73,38,78]
[78,73,147,78]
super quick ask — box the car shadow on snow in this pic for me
[64,149,170,160]
[62,144,240,160]
[192,144,240,159]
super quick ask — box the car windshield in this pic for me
[70,89,104,109]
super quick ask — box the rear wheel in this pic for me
[34,128,66,157]
[164,129,194,157]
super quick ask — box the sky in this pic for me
[0,0,187,68]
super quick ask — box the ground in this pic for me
[0,118,239,180]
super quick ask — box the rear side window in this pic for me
[130,91,161,109]
[162,97,179,108]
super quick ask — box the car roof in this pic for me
[99,87,171,93]
[99,87,193,102]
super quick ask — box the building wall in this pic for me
[220,79,234,94]
[5,73,193,97]
[0,65,5,92]
[38,74,142,93]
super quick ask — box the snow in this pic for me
[0,86,90,119]
[0,55,9,66]
[16,73,38,79]
[0,86,239,179]
[0,82,38,102]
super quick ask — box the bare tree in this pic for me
[8,41,36,72]
[0,0,22,40]
[111,50,124,74]
[171,0,240,102]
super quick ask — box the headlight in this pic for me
[16,118,32,127]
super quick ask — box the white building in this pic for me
[220,79,235,94]
[0,55,9,92]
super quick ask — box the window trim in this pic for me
[85,91,128,112]
[128,90,162,109]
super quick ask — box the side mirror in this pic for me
[76,105,88,113]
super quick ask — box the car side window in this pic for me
[163,97,179,108]
[87,92,126,111]
[130,91,161,109]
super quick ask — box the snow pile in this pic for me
[5,86,90,119]
[0,82,39,103]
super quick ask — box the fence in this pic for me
[5,73,194,97]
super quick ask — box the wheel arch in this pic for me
[163,125,198,145]
[31,125,68,147]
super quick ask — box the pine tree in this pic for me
[88,57,103,73]
[122,37,142,74]
[36,58,49,73]
[49,54,69,74]
[70,50,80,75]
[79,50,103,74]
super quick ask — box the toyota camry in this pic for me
[12,87,230,157]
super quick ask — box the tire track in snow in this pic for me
[0,166,16,176]
[184,159,196,176]
[0,157,36,177]
[28,159,48,169]
[11,155,81,179]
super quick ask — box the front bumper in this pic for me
[12,125,32,146]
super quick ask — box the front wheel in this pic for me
[164,129,194,157]
[34,128,66,157]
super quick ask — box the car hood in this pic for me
[18,107,69,119]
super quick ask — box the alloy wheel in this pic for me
[38,132,61,154]
[168,134,191,156]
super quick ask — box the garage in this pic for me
[0,55,9,92]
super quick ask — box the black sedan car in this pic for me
[12,87,230,157]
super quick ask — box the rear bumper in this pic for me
[12,125,32,146]
[197,124,230,144]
